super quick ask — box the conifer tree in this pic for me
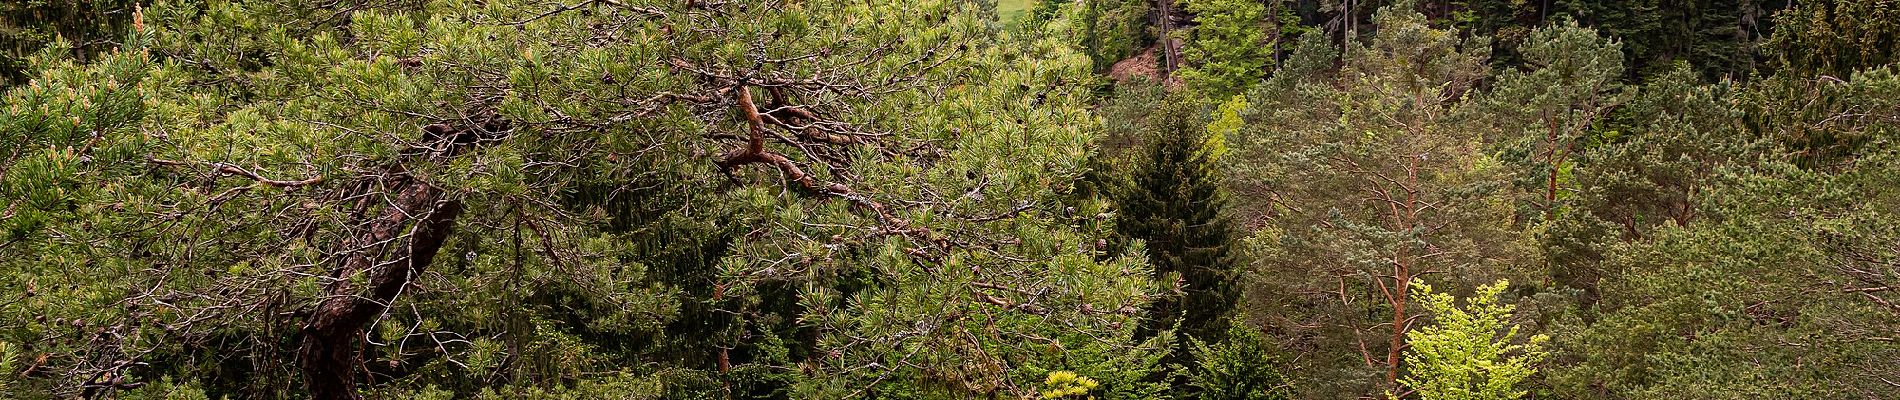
[1040,0,1154,73]
[0,1,1167,398]
[16,1,1900,399]
[1768,0,1900,78]
[1226,3,1536,397]
[1174,314,1293,400]
[1550,151,1900,399]
[0,0,139,85]
[1482,21,1629,216]
[1116,96,1240,350]
[1177,0,1289,96]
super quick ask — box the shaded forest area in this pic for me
[1,0,1897,399]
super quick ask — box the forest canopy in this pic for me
[1,0,1896,399]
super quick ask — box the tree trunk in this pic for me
[1547,141,1560,205]
[298,173,462,400]
[1385,269,1407,390]
[1381,156,1424,394]
[1158,0,1178,74]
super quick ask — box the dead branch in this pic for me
[150,158,327,188]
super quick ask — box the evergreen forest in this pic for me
[2,0,1898,399]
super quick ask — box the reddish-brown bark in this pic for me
[297,173,462,400]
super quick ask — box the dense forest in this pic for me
[1,0,1897,399]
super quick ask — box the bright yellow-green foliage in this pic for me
[0,341,13,393]
[1039,370,1100,399]
[1177,0,1301,97]
[1040,0,1153,72]
[1400,280,1548,400]
[1202,95,1245,163]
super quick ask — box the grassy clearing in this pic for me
[997,0,1036,21]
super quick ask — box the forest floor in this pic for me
[1109,44,1164,83]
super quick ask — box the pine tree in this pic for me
[1482,21,1629,216]
[1550,152,1900,399]
[1226,3,1537,397]
[0,0,1168,398]
[0,0,140,86]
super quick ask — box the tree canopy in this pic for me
[3,0,1898,399]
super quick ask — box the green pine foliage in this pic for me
[1742,66,1900,166]
[1227,3,1537,396]
[7,0,1900,399]
[1549,154,1900,398]
[1481,20,1630,217]
[0,0,142,86]
[2,0,1165,398]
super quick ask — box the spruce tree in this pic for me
[1769,0,1900,78]
[1117,96,1240,348]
